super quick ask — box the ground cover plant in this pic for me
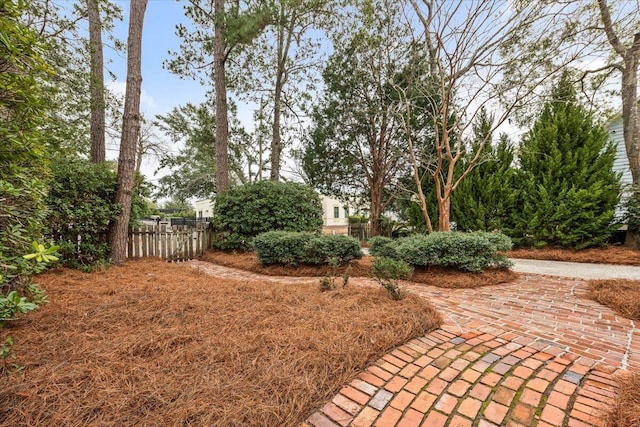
[509,245,640,266]
[0,258,441,426]
[604,371,640,427]
[588,279,640,320]
[202,251,518,289]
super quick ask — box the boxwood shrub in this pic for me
[213,181,323,250]
[370,232,512,272]
[368,236,396,258]
[254,231,363,266]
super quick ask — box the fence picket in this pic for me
[126,225,216,262]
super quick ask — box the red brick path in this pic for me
[190,261,636,426]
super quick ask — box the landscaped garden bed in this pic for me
[0,258,441,426]
[588,279,640,320]
[509,245,640,266]
[202,251,518,289]
[604,371,640,427]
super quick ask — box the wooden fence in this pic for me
[127,224,215,262]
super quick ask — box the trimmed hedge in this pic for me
[369,232,512,272]
[254,231,363,266]
[369,236,396,258]
[213,181,323,250]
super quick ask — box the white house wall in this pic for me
[608,118,633,221]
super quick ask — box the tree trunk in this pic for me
[369,183,383,237]
[621,56,640,184]
[214,0,229,192]
[108,0,147,265]
[270,74,282,181]
[598,0,640,185]
[438,195,451,232]
[88,0,105,163]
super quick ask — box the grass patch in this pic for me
[604,371,640,427]
[203,251,518,289]
[509,246,640,266]
[588,279,640,320]
[0,258,441,426]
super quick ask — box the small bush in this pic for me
[372,257,413,300]
[253,231,314,266]
[368,236,396,258]
[306,234,362,264]
[254,231,362,266]
[213,181,323,251]
[376,232,513,272]
[471,231,513,252]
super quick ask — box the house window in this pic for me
[344,207,349,218]
[334,206,339,218]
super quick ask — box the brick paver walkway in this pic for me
[190,261,638,427]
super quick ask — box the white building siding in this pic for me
[609,118,633,189]
[320,195,350,227]
[195,199,214,218]
[608,118,632,221]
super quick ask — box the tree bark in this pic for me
[598,0,640,184]
[621,58,640,183]
[108,0,147,265]
[214,0,229,192]
[437,191,451,232]
[88,0,105,163]
[369,181,383,237]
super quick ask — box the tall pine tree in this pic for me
[512,73,620,249]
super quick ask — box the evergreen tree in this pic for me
[512,73,620,249]
[451,132,516,232]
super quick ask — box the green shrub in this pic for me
[376,232,512,272]
[213,181,323,250]
[471,231,513,252]
[254,231,363,266]
[306,234,362,264]
[253,231,314,266]
[45,157,150,269]
[368,236,396,258]
[510,74,620,249]
[372,257,413,300]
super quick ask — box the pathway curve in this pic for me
[190,260,638,427]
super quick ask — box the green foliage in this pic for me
[1,242,54,371]
[451,133,517,232]
[372,232,512,272]
[22,241,59,263]
[511,74,620,249]
[45,157,148,269]
[368,236,396,258]
[254,231,363,266]
[254,231,315,266]
[372,257,413,300]
[0,0,51,296]
[214,181,323,250]
[21,0,124,157]
[301,2,411,229]
[0,291,38,325]
[305,234,363,264]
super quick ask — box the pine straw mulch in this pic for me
[604,371,640,427]
[202,251,519,289]
[588,279,640,320]
[509,245,640,266]
[0,258,441,427]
